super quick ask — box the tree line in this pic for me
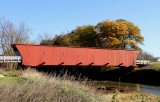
[41,19,144,50]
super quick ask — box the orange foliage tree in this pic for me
[41,19,144,50]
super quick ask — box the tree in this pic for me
[0,18,30,55]
[70,25,99,47]
[95,19,144,49]
[40,33,72,46]
[115,19,144,49]
[95,20,123,48]
[137,50,158,62]
[39,19,144,50]
[39,33,54,45]
[53,34,72,46]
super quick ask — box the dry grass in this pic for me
[108,92,160,102]
[0,68,5,74]
[1,68,160,102]
[0,69,105,102]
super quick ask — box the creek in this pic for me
[90,81,160,96]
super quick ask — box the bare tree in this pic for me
[39,32,54,45]
[0,18,30,55]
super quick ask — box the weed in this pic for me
[136,84,140,92]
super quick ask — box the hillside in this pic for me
[0,68,160,102]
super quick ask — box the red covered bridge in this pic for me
[11,44,139,67]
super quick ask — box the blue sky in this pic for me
[0,0,160,56]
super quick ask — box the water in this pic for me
[90,81,160,96]
[141,85,160,96]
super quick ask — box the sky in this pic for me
[0,0,160,56]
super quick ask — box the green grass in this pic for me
[0,77,20,84]
[2,70,22,77]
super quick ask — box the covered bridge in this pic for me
[11,44,139,67]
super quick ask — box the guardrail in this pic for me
[0,56,22,63]
[136,60,150,66]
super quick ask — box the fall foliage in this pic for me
[40,19,144,50]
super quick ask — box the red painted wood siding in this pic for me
[12,44,139,67]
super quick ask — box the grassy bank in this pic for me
[0,68,160,102]
[119,62,160,86]
[0,69,105,102]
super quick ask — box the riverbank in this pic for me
[105,92,160,101]
[100,62,160,86]
[0,69,105,102]
[41,62,160,86]
[89,80,160,96]
[0,68,160,102]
